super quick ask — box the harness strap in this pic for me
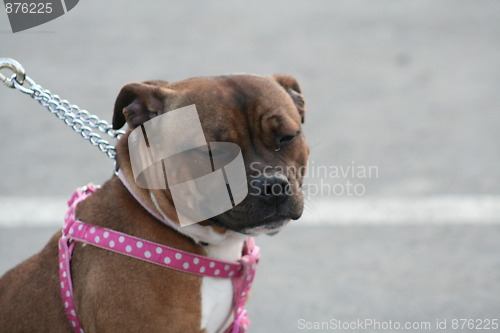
[59,184,259,333]
[229,237,259,333]
[63,219,243,278]
[59,236,80,332]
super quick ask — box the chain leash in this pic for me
[0,58,125,159]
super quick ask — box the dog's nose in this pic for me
[252,174,291,205]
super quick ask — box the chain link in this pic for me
[2,59,125,159]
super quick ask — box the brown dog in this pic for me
[0,74,309,332]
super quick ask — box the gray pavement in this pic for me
[1,1,500,332]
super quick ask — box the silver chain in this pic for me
[1,58,125,159]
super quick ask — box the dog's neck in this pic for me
[150,190,247,261]
[171,223,248,262]
[116,168,248,262]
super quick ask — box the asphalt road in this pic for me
[1,1,499,332]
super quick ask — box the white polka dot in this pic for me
[156,247,163,254]
[224,264,230,271]
[183,262,189,269]
[61,282,65,288]
[237,307,242,313]
[126,245,132,253]
[66,290,70,297]
[109,240,115,248]
[247,274,252,281]
[62,254,65,259]
[78,224,83,231]
[59,262,63,269]
[175,253,182,260]
[71,309,76,316]
[119,236,125,243]
[144,251,151,258]
[214,269,220,275]
[242,257,249,262]
[80,329,85,333]
[69,228,74,235]
[94,236,100,243]
[241,291,246,297]
[72,321,76,327]
[229,271,234,277]
[209,262,215,268]
[164,257,171,264]
[90,227,95,234]
[65,301,69,308]
[136,241,143,248]
[63,271,67,278]
[103,231,109,238]
[199,266,206,273]
[193,258,199,264]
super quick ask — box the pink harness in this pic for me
[58,183,259,333]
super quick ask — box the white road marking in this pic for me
[300,196,500,225]
[0,196,499,228]
[0,197,67,227]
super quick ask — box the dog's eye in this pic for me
[280,134,296,144]
[277,130,301,149]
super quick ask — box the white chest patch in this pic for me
[197,229,247,332]
[200,276,234,333]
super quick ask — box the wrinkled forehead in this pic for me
[170,75,299,139]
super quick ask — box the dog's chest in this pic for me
[198,234,246,333]
[201,276,233,332]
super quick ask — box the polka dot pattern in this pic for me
[58,185,99,333]
[59,184,260,333]
[65,220,242,279]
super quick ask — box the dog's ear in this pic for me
[112,82,166,130]
[272,74,306,123]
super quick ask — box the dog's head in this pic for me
[113,74,309,235]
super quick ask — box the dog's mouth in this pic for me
[207,215,292,235]
[242,217,291,235]
[204,181,305,235]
